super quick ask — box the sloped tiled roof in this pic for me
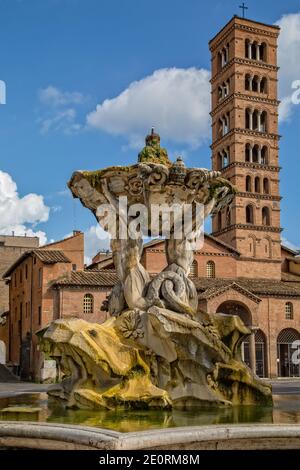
[53,270,118,287]
[194,277,300,298]
[3,249,71,278]
[53,269,300,298]
[33,250,71,264]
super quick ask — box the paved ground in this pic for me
[0,382,60,398]
[270,379,300,395]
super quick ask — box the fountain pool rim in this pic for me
[2,421,300,450]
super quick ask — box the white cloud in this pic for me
[277,13,300,121]
[38,85,85,107]
[38,86,85,134]
[87,67,211,148]
[84,225,110,266]
[39,108,81,135]
[0,170,49,245]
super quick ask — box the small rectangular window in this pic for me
[20,269,22,284]
[38,268,42,288]
[25,264,28,279]
[72,264,77,271]
[38,306,42,325]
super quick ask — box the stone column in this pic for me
[256,43,261,61]
[248,41,252,59]
[257,110,262,132]
[221,50,226,67]
[249,144,254,163]
[258,145,262,164]
[249,109,253,130]
[249,329,257,374]
[249,75,253,91]
[257,77,262,93]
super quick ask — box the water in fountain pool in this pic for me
[1,393,300,432]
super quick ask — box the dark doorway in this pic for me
[277,329,300,377]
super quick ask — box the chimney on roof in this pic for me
[73,230,82,236]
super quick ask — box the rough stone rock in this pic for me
[39,308,272,409]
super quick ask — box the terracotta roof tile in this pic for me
[53,270,118,287]
[3,249,71,278]
[32,250,71,264]
[53,271,300,298]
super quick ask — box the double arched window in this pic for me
[245,144,268,164]
[245,40,267,61]
[245,74,267,93]
[245,109,267,133]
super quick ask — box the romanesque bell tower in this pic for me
[209,15,282,279]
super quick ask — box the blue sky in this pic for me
[1,0,300,259]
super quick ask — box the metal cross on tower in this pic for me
[239,2,248,18]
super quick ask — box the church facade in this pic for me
[90,16,300,379]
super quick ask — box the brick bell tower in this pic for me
[209,15,282,279]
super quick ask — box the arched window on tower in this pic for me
[255,176,260,193]
[260,42,267,62]
[262,207,270,226]
[246,175,252,192]
[263,178,269,194]
[252,75,259,92]
[261,146,268,164]
[245,143,251,162]
[245,109,251,129]
[223,147,230,166]
[252,145,259,163]
[260,77,267,93]
[245,74,251,91]
[206,261,216,279]
[260,111,267,133]
[246,205,254,224]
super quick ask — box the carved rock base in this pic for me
[39,309,272,410]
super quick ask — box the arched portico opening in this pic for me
[216,301,263,375]
[243,329,268,377]
[277,328,300,377]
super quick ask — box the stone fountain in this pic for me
[39,130,272,409]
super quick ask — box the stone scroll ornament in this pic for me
[39,130,272,409]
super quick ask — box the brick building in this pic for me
[1,231,107,379]
[0,235,39,365]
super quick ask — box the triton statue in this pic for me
[39,131,272,409]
